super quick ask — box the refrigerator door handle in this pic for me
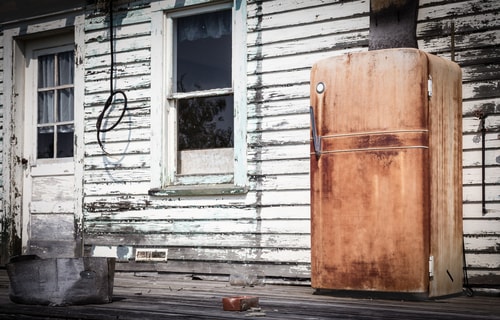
[310,106,321,157]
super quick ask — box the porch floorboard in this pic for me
[0,270,498,319]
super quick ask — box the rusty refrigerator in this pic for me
[310,48,463,298]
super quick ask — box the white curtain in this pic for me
[57,51,74,122]
[58,88,74,122]
[58,51,74,85]
[37,51,74,124]
[178,10,231,42]
[38,55,54,87]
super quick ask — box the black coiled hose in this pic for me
[96,0,127,154]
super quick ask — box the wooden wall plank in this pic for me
[85,205,309,221]
[30,214,76,240]
[86,219,310,235]
[463,203,500,218]
[84,232,311,248]
[247,0,368,30]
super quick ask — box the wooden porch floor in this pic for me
[0,270,499,319]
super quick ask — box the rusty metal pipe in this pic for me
[480,113,488,215]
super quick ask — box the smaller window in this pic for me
[36,50,75,159]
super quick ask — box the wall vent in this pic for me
[135,248,168,262]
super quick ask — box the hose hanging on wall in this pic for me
[96,0,128,154]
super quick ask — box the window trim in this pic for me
[150,0,247,196]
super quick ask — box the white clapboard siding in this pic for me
[418,0,500,285]
[248,31,369,60]
[247,129,310,147]
[84,168,151,184]
[246,48,366,75]
[463,98,500,117]
[248,99,310,118]
[85,62,151,82]
[84,180,150,196]
[85,124,152,144]
[462,149,498,168]
[85,87,151,106]
[249,174,310,191]
[463,185,499,203]
[464,237,500,254]
[85,233,311,249]
[463,116,499,134]
[248,83,310,103]
[463,203,500,219]
[465,253,500,269]
[463,167,500,185]
[419,0,500,20]
[87,218,310,235]
[248,159,310,176]
[1,0,495,284]
[84,48,151,72]
[84,153,151,171]
[85,205,309,221]
[247,16,369,46]
[248,69,310,88]
[247,114,310,132]
[247,0,368,30]
[247,144,310,162]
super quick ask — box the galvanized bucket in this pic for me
[7,255,115,306]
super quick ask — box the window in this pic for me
[36,48,75,159]
[174,8,234,175]
[150,1,247,194]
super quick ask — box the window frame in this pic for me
[24,35,77,168]
[150,0,247,196]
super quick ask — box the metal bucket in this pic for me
[6,255,115,306]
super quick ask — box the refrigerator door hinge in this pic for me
[428,76,433,98]
[429,255,434,279]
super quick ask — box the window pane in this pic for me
[58,88,74,121]
[58,51,74,85]
[38,55,55,87]
[37,126,54,158]
[176,10,232,92]
[38,91,55,123]
[57,124,74,158]
[178,95,233,150]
